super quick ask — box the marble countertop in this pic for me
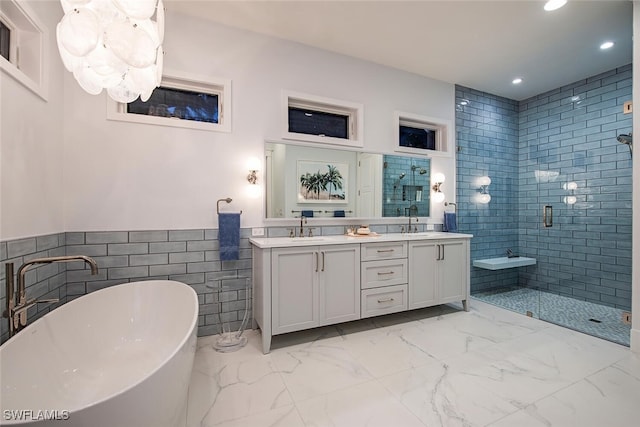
[249,232,473,248]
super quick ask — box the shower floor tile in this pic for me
[472,287,631,346]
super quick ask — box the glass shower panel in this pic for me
[532,133,632,346]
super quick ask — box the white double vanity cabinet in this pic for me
[251,232,472,353]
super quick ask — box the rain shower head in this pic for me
[617,133,632,145]
[399,173,406,179]
[419,168,427,175]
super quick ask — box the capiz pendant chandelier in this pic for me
[56,0,164,103]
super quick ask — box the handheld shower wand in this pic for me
[617,133,633,158]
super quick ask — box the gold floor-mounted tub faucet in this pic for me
[3,255,99,338]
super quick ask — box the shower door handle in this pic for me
[543,205,553,228]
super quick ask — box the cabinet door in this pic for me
[438,240,467,304]
[408,241,437,309]
[320,244,361,325]
[272,247,319,334]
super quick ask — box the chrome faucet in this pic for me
[3,255,99,337]
[407,205,418,233]
[299,215,307,237]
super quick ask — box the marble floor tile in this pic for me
[188,301,636,427]
[397,319,497,361]
[379,361,520,427]
[339,326,438,378]
[188,332,293,426]
[613,352,640,380]
[446,327,629,408]
[270,340,374,402]
[201,405,305,427]
[295,380,424,427]
[488,364,640,427]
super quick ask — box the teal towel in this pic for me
[219,213,240,261]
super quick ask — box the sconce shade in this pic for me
[247,157,261,172]
[57,0,164,103]
[478,193,491,204]
[432,172,445,184]
[477,175,491,204]
[478,176,491,186]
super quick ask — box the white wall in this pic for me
[0,1,65,241]
[62,11,456,232]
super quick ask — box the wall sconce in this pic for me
[431,172,445,203]
[247,157,261,184]
[563,181,577,205]
[478,176,491,204]
[56,0,165,103]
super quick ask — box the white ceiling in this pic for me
[168,0,633,101]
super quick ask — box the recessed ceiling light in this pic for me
[544,0,567,11]
[512,78,523,85]
[600,41,615,50]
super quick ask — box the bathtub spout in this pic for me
[4,255,99,337]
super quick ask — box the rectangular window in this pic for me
[399,124,436,150]
[288,106,349,139]
[283,91,364,148]
[127,86,219,124]
[0,20,10,62]
[394,111,452,158]
[107,72,231,132]
[0,1,48,100]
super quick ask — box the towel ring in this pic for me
[217,198,242,215]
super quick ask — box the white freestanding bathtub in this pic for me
[0,280,199,426]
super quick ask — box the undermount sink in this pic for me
[287,237,326,242]
[405,232,449,238]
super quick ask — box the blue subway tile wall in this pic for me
[455,86,521,293]
[518,65,632,310]
[382,155,431,218]
[456,64,632,310]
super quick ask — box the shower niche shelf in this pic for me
[473,257,536,270]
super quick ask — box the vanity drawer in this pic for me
[361,241,407,261]
[361,259,408,289]
[361,284,408,318]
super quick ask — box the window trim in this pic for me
[282,90,364,148]
[106,69,232,133]
[0,13,16,63]
[393,111,452,158]
[0,0,48,101]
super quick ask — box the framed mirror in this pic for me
[265,142,431,219]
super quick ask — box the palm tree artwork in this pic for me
[325,165,343,200]
[298,161,347,203]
